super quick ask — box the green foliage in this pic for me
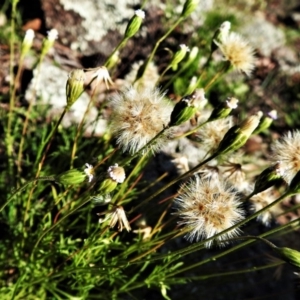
[1,0,300,299]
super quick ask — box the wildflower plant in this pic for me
[1,1,300,299]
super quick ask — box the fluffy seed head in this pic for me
[271,130,300,184]
[250,188,279,226]
[215,31,255,76]
[110,87,173,155]
[196,116,233,153]
[175,177,244,247]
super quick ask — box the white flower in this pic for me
[84,163,94,182]
[107,164,126,183]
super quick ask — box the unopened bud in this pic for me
[21,29,35,58]
[169,90,205,126]
[41,28,58,57]
[253,162,284,194]
[181,0,200,18]
[253,110,277,135]
[215,112,261,156]
[170,44,190,70]
[56,169,87,185]
[124,9,145,39]
[66,69,85,108]
[274,246,300,269]
[211,21,231,53]
[208,97,238,122]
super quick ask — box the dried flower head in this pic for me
[196,116,233,153]
[221,160,249,192]
[90,66,113,89]
[110,87,173,154]
[98,205,131,232]
[250,188,280,226]
[175,177,244,247]
[271,130,300,184]
[215,31,255,76]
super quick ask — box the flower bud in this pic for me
[21,29,35,58]
[66,69,85,108]
[215,112,262,156]
[41,28,58,57]
[253,162,284,194]
[98,164,126,194]
[274,246,300,269]
[56,169,87,185]
[170,44,190,70]
[124,9,145,39]
[208,97,238,122]
[181,0,200,18]
[253,110,277,135]
[169,89,205,126]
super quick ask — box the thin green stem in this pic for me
[166,216,299,277]
[0,176,56,212]
[104,39,128,69]
[130,152,218,213]
[6,0,20,176]
[174,119,209,139]
[134,17,184,82]
[17,59,44,176]
[30,195,92,257]
[120,127,168,166]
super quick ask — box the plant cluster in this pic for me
[1,0,300,299]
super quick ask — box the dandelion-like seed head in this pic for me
[250,188,278,226]
[215,31,255,76]
[271,130,300,184]
[110,87,173,155]
[175,177,244,247]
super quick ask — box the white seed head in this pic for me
[271,130,300,184]
[175,177,244,247]
[215,31,255,76]
[110,87,173,155]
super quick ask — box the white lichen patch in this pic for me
[59,0,140,51]
[25,61,107,136]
